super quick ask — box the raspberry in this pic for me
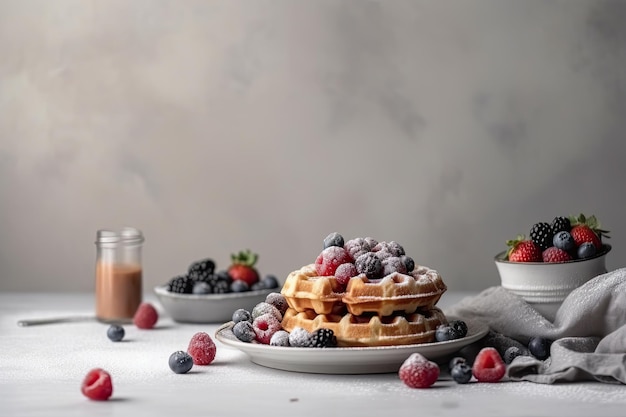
[381,256,407,276]
[265,292,289,316]
[398,353,440,388]
[81,368,113,401]
[542,246,572,263]
[472,347,506,382]
[334,263,358,287]
[187,332,217,365]
[133,302,158,329]
[252,313,282,344]
[315,246,352,276]
[355,252,382,279]
[344,238,372,261]
[251,302,282,322]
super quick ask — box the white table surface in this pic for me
[1,291,626,417]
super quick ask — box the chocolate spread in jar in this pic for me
[95,262,143,323]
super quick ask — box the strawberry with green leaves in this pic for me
[506,235,542,262]
[228,250,260,286]
[568,213,610,250]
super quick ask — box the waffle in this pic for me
[281,306,448,347]
[343,265,447,316]
[280,264,346,315]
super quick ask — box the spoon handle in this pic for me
[17,316,94,327]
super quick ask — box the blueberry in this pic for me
[448,356,467,372]
[250,282,265,291]
[400,255,415,272]
[232,320,256,342]
[577,242,597,259]
[450,363,472,384]
[107,324,125,342]
[168,351,193,374]
[553,231,575,252]
[192,281,212,294]
[528,337,552,360]
[449,320,468,338]
[323,232,345,249]
[213,279,230,294]
[261,274,279,289]
[216,270,232,282]
[270,330,291,346]
[435,324,461,342]
[232,308,252,324]
[230,280,250,293]
[503,346,525,364]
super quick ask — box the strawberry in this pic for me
[568,213,610,250]
[472,347,506,383]
[228,250,260,286]
[506,235,541,262]
[542,247,572,263]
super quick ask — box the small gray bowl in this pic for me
[154,285,276,323]
[494,244,611,321]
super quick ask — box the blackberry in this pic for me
[188,258,216,276]
[307,328,337,348]
[551,216,571,234]
[213,279,230,294]
[167,275,194,294]
[323,232,345,249]
[435,324,462,342]
[355,252,382,279]
[449,320,468,338]
[189,269,212,282]
[529,222,554,251]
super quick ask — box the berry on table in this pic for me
[81,368,113,401]
[506,236,541,262]
[133,303,158,329]
[542,247,572,263]
[450,362,473,384]
[448,356,467,372]
[323,232,345,249]
[187,332,217,365]
[528,337,552,360]
[398,353,440,388]
[107,325,125,342]
[315,246,353,276]
[472,347,506,382]
[168,351,194,374]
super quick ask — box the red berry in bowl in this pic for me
[506,236,541,262]
[81,368,113,401]
[315,246,352,276]
[398,353,440,388]
[542,247,572,263]
[187,332,217,365]
[472,347,506,382]
[133,302,158,329]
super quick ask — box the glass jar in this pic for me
[95,227,144,323]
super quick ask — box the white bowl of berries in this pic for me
[154,251,281,323]
[494,214,611,321]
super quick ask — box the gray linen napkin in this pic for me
[444,267,626,384]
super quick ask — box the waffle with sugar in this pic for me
[343,265,447,316]
[281,306,448,347]
[280,264,345,315]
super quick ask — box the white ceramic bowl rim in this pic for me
[494,244,611,265]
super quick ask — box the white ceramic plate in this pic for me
[154,285,275,323]
[214,317,489,374]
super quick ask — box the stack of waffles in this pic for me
[280,263,448,347]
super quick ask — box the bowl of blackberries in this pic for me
[154,250,280,323]
[494,214,611,321]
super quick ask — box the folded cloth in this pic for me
[444,267,626,384]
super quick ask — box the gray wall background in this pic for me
[1,0,625,293]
